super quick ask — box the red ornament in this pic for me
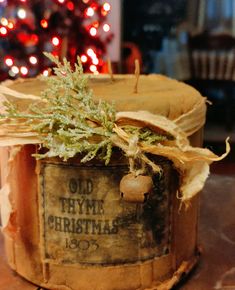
[17,32,28,43]
[67,1,74,11]
[90,2,99,10]
[31,34,39,45]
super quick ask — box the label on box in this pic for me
[39,161,172,265]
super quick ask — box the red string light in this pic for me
[0,0,112,75]
[43,69,49,76]
[89,27,97,36]
[93,21,99,28]
[81,55,88,63]
[40,19,48,29]
[51,36,60,46]
[4,56,14,67]
[87,48,96,58]
[7,21,14,29]
[20,66,28,76]
[92,58,99,65]
[85,7,95,17]
[103,23,110,32]
[0,18,8,26]
[11,66,19,74]
[89,64,97,72]
[17,8,27,19]
[103,2,111,12]
[29,56,38,65]
[0,26,7,36]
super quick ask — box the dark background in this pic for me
[122,0,188,73]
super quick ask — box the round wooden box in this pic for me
[0,75,205,290]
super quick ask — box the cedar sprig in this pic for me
[0,53,173,166]
[0,53,115,164]
[123,126,173,145]
[31,53,116,164]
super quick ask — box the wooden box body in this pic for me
[0,130,202,290]
[0,74,206,289]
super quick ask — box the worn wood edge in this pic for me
[2,246,200,290]
[145,247,201,290]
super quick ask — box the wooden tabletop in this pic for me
[1,173,235,290]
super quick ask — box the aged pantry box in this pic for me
[0,55,229,290]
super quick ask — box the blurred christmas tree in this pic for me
[0,0,113,80]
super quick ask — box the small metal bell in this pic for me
[120,173,153,203]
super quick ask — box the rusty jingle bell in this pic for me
[120,173,153,203]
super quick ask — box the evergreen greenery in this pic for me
[1,53,173,166]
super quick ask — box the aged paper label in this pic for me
[39,161,172,265]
